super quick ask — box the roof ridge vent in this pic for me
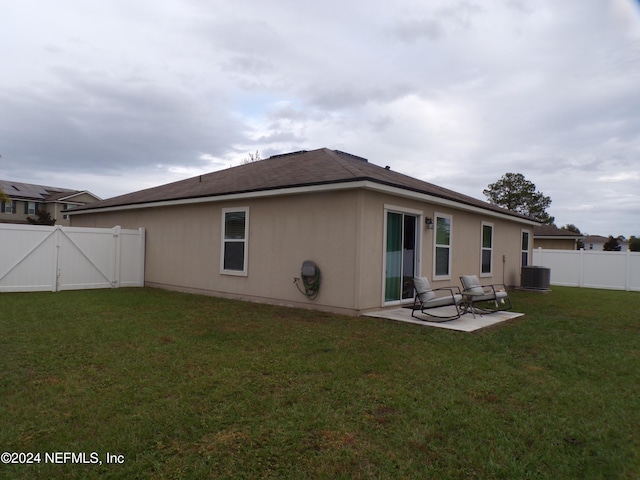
[269,150,308,159]
[333,150,368,162]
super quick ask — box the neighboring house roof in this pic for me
[44,191,83,202]
[582,235,610,243]
[69,148,538,224]
[0,180,101,203]
[533,225,583,239]
[582,235,628,246]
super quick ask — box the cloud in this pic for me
[598,172,640,183]
[0,67,246,174]
[392,18,446,43]
[390,2,484,43]
[1,0,639,236]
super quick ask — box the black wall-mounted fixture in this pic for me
[425,217,434,229]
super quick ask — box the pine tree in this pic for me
[483,173,554,224]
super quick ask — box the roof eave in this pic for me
[68,179,539,225]
[56,191,102,202]
[363,181,539,225]
[534,235,583,240]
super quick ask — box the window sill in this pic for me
[220,270,248,277]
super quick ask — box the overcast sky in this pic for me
[1,0,639,236]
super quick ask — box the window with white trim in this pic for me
[521,230,530,266]
[433,213,452,279]
[481,222,493,276]
[221,208,249,275]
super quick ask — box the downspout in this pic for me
[502,254,506,286]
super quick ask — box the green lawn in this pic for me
[1,287,638,479]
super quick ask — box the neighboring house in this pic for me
[533,225,583,250]
[0,180,101,226]
[69,148,539,315]
[582,235,628,251]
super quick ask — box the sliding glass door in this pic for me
[385,211,418,302]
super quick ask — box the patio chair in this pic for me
[411,277,464,322]
[459,275,512,315]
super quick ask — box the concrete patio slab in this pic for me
[363,306,524,332]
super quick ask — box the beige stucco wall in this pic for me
[1,200,48,224]
[353,190,531,312]
[67,192,101,204]
[0,200,28,224]
[71,190,363,314]
[49,203,71,226]
[71,187,533,315]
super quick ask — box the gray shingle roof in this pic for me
[0,180,79,201]
[533,225,583,237]
[70,148,535,222]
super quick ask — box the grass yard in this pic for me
[1,286,639,479]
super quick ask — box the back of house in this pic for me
[69,148,538,315]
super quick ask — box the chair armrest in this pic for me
[430,286,461,301]
[483,283,508,294]
[431,286,461,294]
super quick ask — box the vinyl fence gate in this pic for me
[0,224,145,292]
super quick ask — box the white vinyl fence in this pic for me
[0,224,145,292]
[532,248,640,292]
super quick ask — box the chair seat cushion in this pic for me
[467,291,508,303]
[423,294,462,308]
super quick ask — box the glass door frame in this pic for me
[382,205,423,307]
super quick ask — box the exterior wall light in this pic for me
[425,217,434,229]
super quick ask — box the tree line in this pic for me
[483,172,638,251]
